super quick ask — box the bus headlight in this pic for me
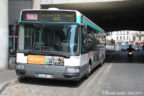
[16,64,25,70]
[66,67,80,73]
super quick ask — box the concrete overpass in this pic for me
[34,0,144,32]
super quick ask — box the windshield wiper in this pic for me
[24,50,44,55]
[24,51,70,58]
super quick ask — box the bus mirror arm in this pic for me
[81,23,85,27]
[81,23,87,28]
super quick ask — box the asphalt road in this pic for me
[1,51,144,96]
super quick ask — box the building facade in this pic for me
[106,31,144,46]
[106,31,129,45]
[8,0,32,54]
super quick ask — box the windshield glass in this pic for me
[18,23,80,56]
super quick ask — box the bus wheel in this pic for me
[102,59,105,65]
[86,64,91,78]
[88,64,91,74]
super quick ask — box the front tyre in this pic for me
[86,64,91,78]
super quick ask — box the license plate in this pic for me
[37,74,53,78]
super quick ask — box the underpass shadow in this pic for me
[17,64,102,88]
[105,51,144,64]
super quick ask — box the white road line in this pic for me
[71,63,110,96]
[77,63,113,96]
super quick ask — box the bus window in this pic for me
[82,26,89,53]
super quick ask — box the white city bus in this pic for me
[16,8,106,81]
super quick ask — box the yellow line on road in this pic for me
[11,85,24,96]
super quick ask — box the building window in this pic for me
[120,36,122,40]
[139,36,141,41]
[117,37,119,40]
[127,36,129,40]
[122,31,124,35]
[123,36,125,40]
[133,36,135,41]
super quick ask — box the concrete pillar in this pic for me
[0,0,8,69]
[33,0,41,9]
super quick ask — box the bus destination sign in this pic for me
[26,14,38,21]
[22,11,76,22]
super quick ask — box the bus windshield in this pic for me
[18,23,80,56]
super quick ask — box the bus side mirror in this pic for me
[81,24,87,33]
[12,21,19,32]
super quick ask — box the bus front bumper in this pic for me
[16,64,82,81]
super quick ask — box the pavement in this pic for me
[0,70,17,83]
[0,70,17,95]
[0,56,17,95]
[0,55,17,95]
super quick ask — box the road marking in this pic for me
[86,64,110,86]
[11,85,24,96]
[73,63,110,96]
[77,63,113,96]
[95,63,113,93]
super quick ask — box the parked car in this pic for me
[121,45,128,51]
[132,45,140,51]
